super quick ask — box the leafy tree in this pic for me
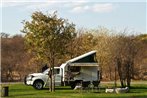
[22,11,76,92]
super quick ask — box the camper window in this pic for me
[70,66,81,72]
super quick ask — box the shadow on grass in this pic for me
[42,87,72,90]
[10,93,35,97]
[130,86,147,89]
[93,91,101,93]
[56,87,72,90]
[129,86,147,93]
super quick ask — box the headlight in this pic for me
[26,75,34,80]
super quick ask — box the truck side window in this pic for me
[54,69,60,74]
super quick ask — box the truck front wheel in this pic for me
[33,80,44,90]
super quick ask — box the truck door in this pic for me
[54,68,61,86]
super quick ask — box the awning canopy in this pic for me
[69,63,98,67]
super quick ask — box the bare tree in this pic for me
[114,34,139,87]
[1,34,31,82]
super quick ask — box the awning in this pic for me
[69,63,98,66]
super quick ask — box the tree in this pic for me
[22,11,76,92]
[1,34,30,82]
[113,34,139,87]
[90,28,115,81]
[134,34,147,80]
[1,32,9,38]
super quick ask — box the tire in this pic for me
[71,83,75,89]
[33,80,44,90]
[24,76,27,85]
[70,81,82,89]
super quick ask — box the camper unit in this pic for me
[60,51,101,89]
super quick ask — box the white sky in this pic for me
[1,0,146,35]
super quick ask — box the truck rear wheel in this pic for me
[33,80,44,90]
[70,80,82,89]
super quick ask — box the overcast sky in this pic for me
[0,0,146,35]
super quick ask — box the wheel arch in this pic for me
[33,79,45,86]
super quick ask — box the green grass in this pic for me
[1,82,147,98]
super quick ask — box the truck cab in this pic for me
[25,67,61,90]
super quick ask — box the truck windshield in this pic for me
[43,68,49,74]
[42,68,60,74]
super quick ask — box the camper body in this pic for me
[25,51,101,90]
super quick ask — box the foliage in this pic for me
[21,11,76,92]
[1,34,32,82]
[1,29,147,84]
[113,35,140,87]
[22,11,76,64]
[1,14,147,87]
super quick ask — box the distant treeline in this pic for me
[1,30,147,82]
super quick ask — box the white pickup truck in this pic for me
[24,51,101,90]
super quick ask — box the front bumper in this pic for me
[24,76,34,85]
[25,80,34,85]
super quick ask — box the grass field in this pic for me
[1,82,147,98]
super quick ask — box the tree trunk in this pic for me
[49,77,52,91]
[49,67,52,92]
[126,60,132,88]
[108,65,112,81]
[120,80,125,87]
[127,78,131,87]
[116,58,125,87]
[52,66,55,92]
[114,64,117,88]
[49,53,55,92]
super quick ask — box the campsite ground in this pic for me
[1,81,147,98]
